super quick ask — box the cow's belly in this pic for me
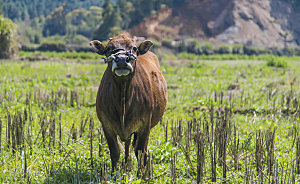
[99,108,147,141]
[117,119,144,141]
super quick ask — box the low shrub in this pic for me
[38,40,66,52]
[218,44,232,54]
[200,43,215,55]
[0,16,17,58]
[232,44,243,54]
[151,39,161,49]
[161,38,174,48]
[266,57,289,68]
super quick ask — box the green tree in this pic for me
[0,16,16,58]
[129,0,163,28]
[117,0,134,29]
[2,0,105,20]
[42,3,67,36]
[0,0,3,15]
[65,6,102,39]
[92,0,121,40]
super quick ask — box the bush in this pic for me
[151,39,161,49]
[232,44,243,54]
[177,52,198,60]
[244,46,272,55]
[266,57,289,68]
[175,41,187,52]
[38,40,66,52]
[67,34,89,45]
[186,39,200,53]
[161,38,175,48]
[21,44,39,52]
[294,47,300,56]
[0,16,16,58]
[285,47,296,56]
[201,43,215,55]
[218,44,232,54]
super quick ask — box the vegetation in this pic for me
[92,0,122,41]
[18,50,300,63]
[42,4,67,37]
[161,38,300,56]
[0,16,16,58]
[1,0,105,21]
[0,53,299,183]
[266,56,289,68]
[1,0,193,43]
[66,6,102,40]
[1,0,299,182]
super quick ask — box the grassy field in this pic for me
[0,53,299,183]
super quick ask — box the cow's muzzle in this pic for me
[112,55,134,77]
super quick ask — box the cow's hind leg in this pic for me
[125,136,131,164]
[134,128,150,177]
[103,128,120,174]
[132,132,137,147]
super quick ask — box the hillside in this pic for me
[129,0,300,47]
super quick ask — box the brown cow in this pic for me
[90,34,167,174]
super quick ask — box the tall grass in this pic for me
[0,58,299,183]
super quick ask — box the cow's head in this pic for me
[90,34,153,78]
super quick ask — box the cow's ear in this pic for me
[138,40,153,55]
[90,40,106,55]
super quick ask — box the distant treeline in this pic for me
[21,38,300,57]
[0,0,189,44]
[1,0,188,21]
[1,0,106,20]
[161,38,300,56]
[2,0,299,22]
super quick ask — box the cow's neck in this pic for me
[112,76,133,131]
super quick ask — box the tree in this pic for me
[92,0,122,40]
[128,0,162,28]
[42,3,67,36]
[65,6,102,40]
[1,0,105,20]
[117,0,134,29]
[0,16,16,58]
[0,0,3,15]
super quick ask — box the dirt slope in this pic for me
[129,0,300,47]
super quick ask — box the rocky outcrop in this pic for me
[129,0,300,47]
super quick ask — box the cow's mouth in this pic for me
[114,68,131,77]
[110,52,135,77]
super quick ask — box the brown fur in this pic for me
[91,35,167,173]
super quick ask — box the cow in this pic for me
[90,34,167,174]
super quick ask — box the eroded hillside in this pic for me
[129,0,300,47]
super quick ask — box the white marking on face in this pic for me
[114,69,131,76]
[111,60,133,77]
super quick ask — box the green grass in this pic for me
[19,51,100,61]
[0,56,299,183]
[19,50,300,62]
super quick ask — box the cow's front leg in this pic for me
[103,127,120,174]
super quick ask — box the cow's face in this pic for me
[90,34,153,78]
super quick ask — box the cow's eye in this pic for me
[129,55,136,60]
[132,47,137,52]
[107,55,115,62]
